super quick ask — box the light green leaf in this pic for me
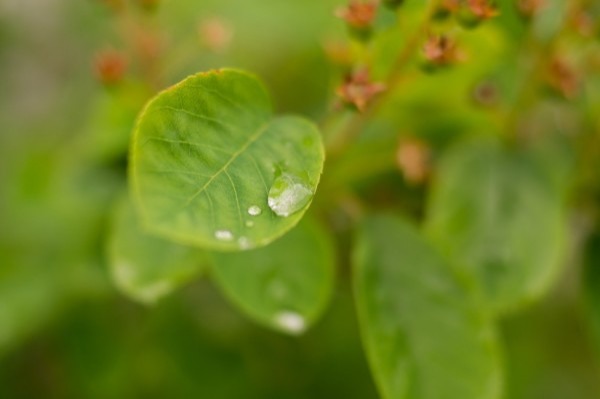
[425,140,566,314]
[353,215,502,399]
[210,219,335,335]
[107,196,206,304]
[130,69,325,251]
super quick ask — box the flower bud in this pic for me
[421,35,460,71]
[336,68,386,112]
[93,49,127,86]
[457,0,499,28]
[335,1,379,41]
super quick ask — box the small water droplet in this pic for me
[274,311,306,335]
[267,172,313,217]
[238,236,252,250]
[214,230,234,241]
[247,205,262,216]
[245,220,254,228]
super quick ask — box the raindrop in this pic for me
[214,230,234,241]
[238,236,252,250]
[245,220,254,228]
[267,172,313,217]
[274,311,306,335]
[247,205,262,216]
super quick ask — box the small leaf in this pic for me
[353,215,502,399]
[210,219,335,335]
[130,69,325,251]
[425,140,566,314]
[107,196,206,304]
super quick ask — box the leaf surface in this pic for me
[107,196,206,304]
[131,69,324,251]
[211,219,335,335]
[353,215,502,399]
[425,140,566,313]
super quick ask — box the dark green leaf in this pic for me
[354,214,502,399]
[131,69,325,251]
[425,140,566,313]
[584,230,600,354]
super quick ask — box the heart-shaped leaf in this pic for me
[354,215,502,399]
[107,196,207,304]
[130,69,325,251]
[210,218,335,335]
[425,139,566,314]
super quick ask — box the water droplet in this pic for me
[245,220,254,228]
[214,230,234,241]
[238,236,252,250]
[274,311,306,335]
[247,205,262,216]
[267,173,313,217]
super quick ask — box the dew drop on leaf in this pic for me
[238,236,252,249]
[247,205,262,216]
[274,311,306,334]
[267,173,313,217]
[245,220,254,228]
[214,230,234,241]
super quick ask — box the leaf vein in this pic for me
[183,123,270,207]
[153,105,239,133]
[143,136,230,154]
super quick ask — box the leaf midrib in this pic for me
[183,121,270,207]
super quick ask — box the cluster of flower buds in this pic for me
[93,49,127,86]
[335,0,380,41]
[421,34,462,71]
[337,68,386,112]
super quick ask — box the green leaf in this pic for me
[353,215,502,399]
[130,69,325,251]
[210,218,335,335]
[583,231,600,354]
[83,82,150,165]
[425,140,566,314]
[107,196,206,304]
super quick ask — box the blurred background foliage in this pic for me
[1,0,600,398]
